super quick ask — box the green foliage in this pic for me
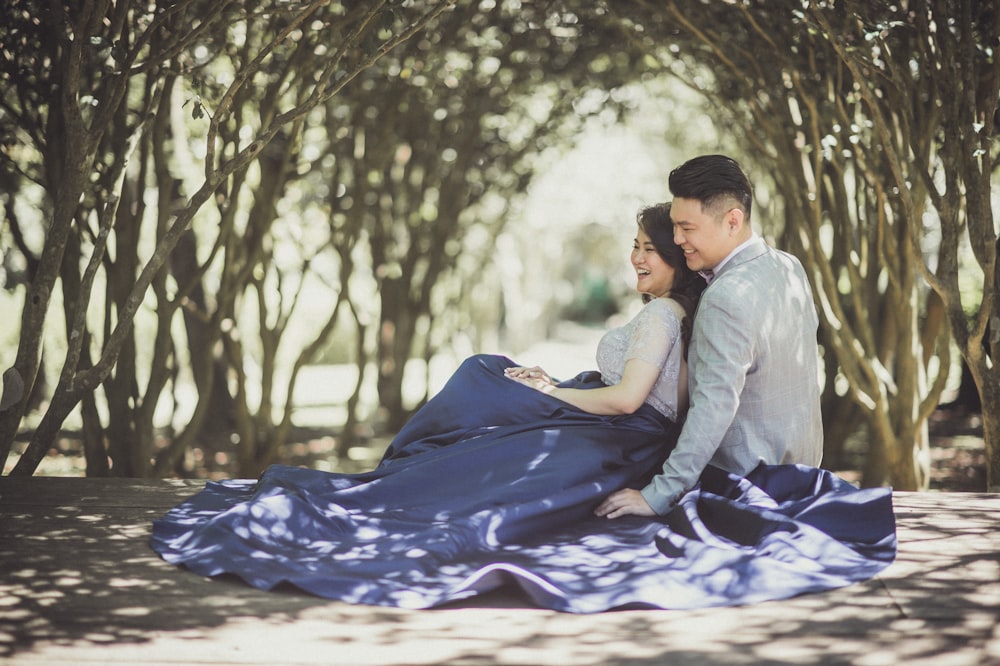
[617,0,998,489]
[2,0,993,486]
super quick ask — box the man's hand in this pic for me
[594,488,656,519]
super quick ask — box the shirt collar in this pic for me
[704,234,758,282]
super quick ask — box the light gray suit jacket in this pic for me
[641,236,824,513]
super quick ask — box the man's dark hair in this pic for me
[668,155,753,221]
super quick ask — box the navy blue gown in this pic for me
[151,354,896,613]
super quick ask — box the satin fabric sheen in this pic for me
[150,354,896,613]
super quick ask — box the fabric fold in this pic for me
[151,354,896,613]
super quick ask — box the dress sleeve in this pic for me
[624,301,678,370]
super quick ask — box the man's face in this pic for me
[670,197,741,273]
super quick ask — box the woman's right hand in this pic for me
[504,366,554,386]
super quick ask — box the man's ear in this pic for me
[726,207,745,234]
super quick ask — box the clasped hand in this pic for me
[504,365,555,392]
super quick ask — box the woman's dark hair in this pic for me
[668,154,753,222]
[636,202,706,354]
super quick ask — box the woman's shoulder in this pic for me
[639,297,684,326]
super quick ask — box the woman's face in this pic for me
[631,227,676,299]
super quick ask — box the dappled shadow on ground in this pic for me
[0,479,996,665]
[0,478,327,659]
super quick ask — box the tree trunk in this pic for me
[172,229,237,438]
[0,164,89,465]
[970,316,998,491]
[983,396,1000,493]
[9,383,82,476]
[822,397,862,471]
[79,391,110,476]
[376,278,418,433]
[338,312,370,459]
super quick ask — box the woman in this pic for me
[151,203,895,613]
[502,200,702,419]
[374,201,701,471]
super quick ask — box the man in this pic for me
[595,154,824,518]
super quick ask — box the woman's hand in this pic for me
[504,366,556,392]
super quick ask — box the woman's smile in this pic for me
[631,228,675,298]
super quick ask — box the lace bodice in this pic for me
[595,298,685,421]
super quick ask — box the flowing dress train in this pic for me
[151,354,896,612]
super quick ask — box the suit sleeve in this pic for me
[640,293,754,513]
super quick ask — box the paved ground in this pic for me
[0,477,997,665]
